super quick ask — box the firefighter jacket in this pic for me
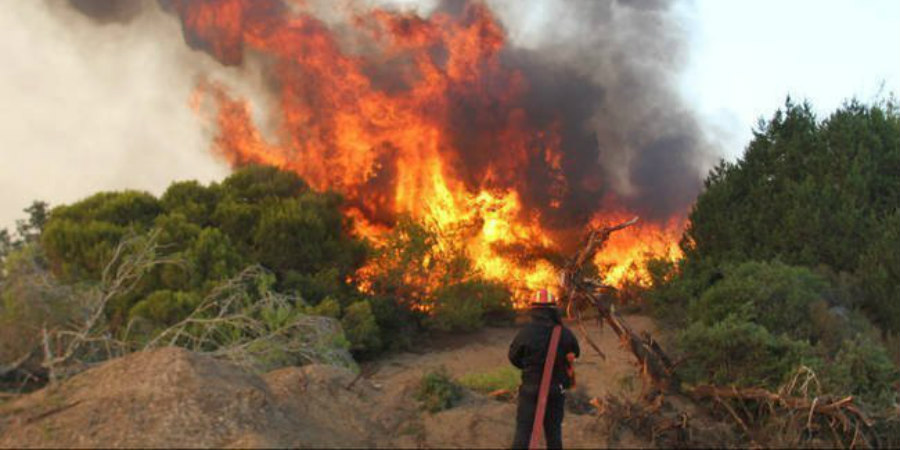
[508,306,580,389]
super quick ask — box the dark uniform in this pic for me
[508,306,580,449]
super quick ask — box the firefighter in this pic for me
[509,289,580,449]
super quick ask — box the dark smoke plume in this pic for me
[489,0,707,224]
[65,0,710,230]
[67,0,143,24]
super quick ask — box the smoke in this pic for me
[320,0,710,226]
[67,0,144,24]
[488,0,708,224]
[1,0,713,234]
[0,0,273,228]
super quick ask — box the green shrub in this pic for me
[341,300,382,356]
[678,314,819,388]
[426,279,513,332]
[857,211,900,332]
[646,256,721,327]
[129,290,200,327]
[0,244,74,369]
[415,366,463,412]
[457,366,519,394]
[308,297,341,318]
[688,261,827,341]
[368,294,422,352]
[823,334,898,409]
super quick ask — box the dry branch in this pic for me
[142,265,355,372]
[39,230,174,383]
[559,221,884,448]
[561,217,678,394]
[689,367,878,449]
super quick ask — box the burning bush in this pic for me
[359,215,515,336]
[2,164,526,382]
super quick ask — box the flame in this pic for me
[176,1,684,305]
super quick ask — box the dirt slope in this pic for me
[375,316,658,448]
[0,315,660,448]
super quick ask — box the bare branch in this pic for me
[39,230,175,383]
[561,216,678,394]
[142,265,355,372]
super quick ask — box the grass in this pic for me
[415,367,463,413]
[457,366,519,394]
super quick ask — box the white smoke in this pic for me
[0,0,271,229]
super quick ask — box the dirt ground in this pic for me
[0,315,662,448]
[373,315,659,448]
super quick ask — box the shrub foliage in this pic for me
[653,99,900,411]
[1,164,515,377]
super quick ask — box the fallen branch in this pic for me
[23,400,83,425]
[142,265,356,372]
[691,385,872,426]
[41,230,175,383]
[691,382,877,448]
[561,217,679,394]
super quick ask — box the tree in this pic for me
[682,98,900,332]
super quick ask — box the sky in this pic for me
[1,0,898,229]
[682,0,900,157]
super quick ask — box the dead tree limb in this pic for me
[561,217,679,394]
[40,230,177,383]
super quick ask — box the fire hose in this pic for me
[528,324,562,450]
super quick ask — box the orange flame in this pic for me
[177,1,684,304]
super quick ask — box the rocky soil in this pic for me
[0,315,661,448]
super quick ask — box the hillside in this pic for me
[0,316,673,448]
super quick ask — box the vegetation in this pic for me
[362,217,514,334]
[415,366,463,412]
[1,164,515,388]
[683,98,900,332]
[457,366,519,395]
[647,98,900,411]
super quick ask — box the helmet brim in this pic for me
[529,301,557,308]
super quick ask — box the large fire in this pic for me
[174,0,684,303]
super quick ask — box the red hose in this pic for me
[529,324,562,449]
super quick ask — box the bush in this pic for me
[645,256,721,327]
[0,244,74,371]
[823,334,897,409]
[341,300,382,356]
[678,314,818,388]
[426,280,513,332]
[308,297,341,318]
[415,366,463,412]
[368,294,422,352]
[681,99,900,333]
[35,165,367,338]
[457,366,519,394]
[688,261,828,341]
[129,290,200,328]
[857,210,900,332]
[661,258,898,406]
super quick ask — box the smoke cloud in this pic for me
[488,0,708,224]
[0,0,269,228]
[1,0,713,235]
